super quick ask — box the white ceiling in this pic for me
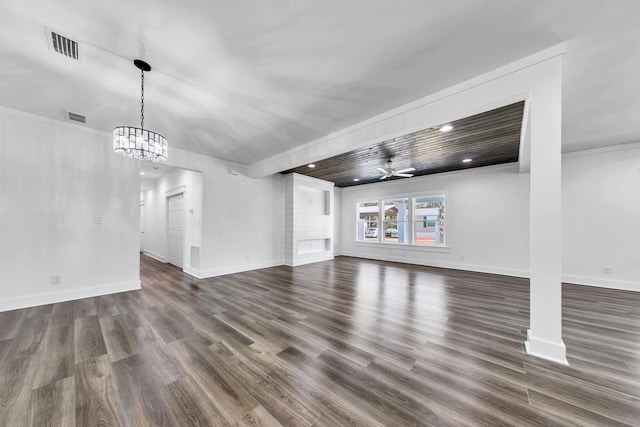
[1,1,639,166]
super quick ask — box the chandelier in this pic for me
[113,59,167,161]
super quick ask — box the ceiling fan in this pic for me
[377,159,415,180]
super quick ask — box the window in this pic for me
[383,199,408,243]
[356,201,379,241]
[414,195,445,245]
[356,194,446,247]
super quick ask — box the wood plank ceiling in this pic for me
[282,101,525,187]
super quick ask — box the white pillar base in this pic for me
[525,329,568,365]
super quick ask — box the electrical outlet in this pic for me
[603,266,612,274]
[94,216,102,224]
[51,275,61,285]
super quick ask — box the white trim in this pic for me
[337,252,529,278]
[165,185,186,198]
[0,280,141,313]
[183,266,203,279]
[525,329,568,365]
[197,259,285,279]
[562,275,640,292]
[0,104,111,137]
[143,250,166,263]
[562,141,640,158]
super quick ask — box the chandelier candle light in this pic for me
[113,59,167,161]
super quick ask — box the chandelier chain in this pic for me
[140,68,145,131]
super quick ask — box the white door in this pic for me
[140,202,145,252]
[167,193,184,268]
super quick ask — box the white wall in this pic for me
[562,143,640,290]
[339,164,531,277]
[0,107,140,311]
[159,147,285,278]
[140,168,203,268]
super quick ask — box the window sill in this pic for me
[353,241,450,252]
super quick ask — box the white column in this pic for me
[525,54,568,364]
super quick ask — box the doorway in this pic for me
[167,192,185,268]
[140,201,145,252]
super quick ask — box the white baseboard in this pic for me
[0,280,142,312]
[196,259,285,279]
[525,329,568,365]
[143,250,166,263]
[183,266,202,279]
[562,274,640,292]
[338,251,529,278]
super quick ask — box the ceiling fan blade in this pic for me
[395,167,416,174]
[394,173,414,177]
[376,168,388,174]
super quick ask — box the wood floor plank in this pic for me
[161,377,221,427]
[110,353,176,426]
[76,389,124,427]
[523,362,640,425]
[73,298,98,319]
[0,310,27,341]
[527,389,631,427]
[231,342,384,427]
[233,405,284,427]
[1,254,639,426]
[51,301,77,329]
[27,376,75,427]
[1,315,48,361]
[32,325,74,389]
[168,337,259,425]
[74,315,108,363]
[0,355,38,426]
[99,315,142,362]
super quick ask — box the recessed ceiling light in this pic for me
[140,171,145,175]
[462,158,472,163]
[308,164,316,168]
[439,124,453,132]
[353,178,360,182]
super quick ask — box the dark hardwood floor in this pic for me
[1,255,639,426]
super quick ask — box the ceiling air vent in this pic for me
[67,111,86,123]
[46,28,79,60]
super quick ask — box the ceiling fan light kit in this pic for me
[377,159,415,180]
[113,59,168,162]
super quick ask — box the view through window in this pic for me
[414,195,445,245]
